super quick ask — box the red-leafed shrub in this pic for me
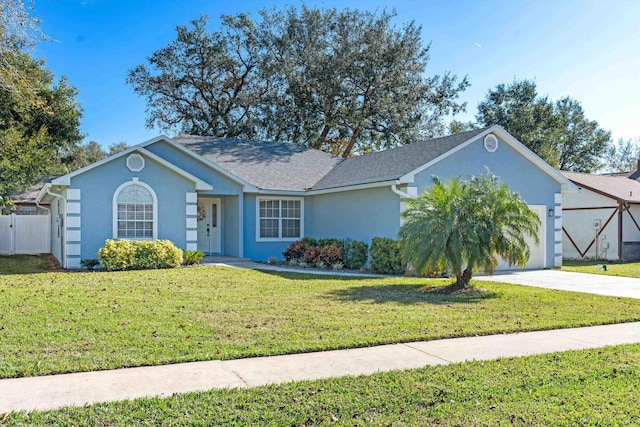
[318,243,344,265]
[303,246,321,264]
[283,240,308,262]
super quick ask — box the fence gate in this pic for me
[0,214,50,255]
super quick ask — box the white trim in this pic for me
[66,244,81,256]
[483,134,499,152]
[399,126,577,192]
[67,230,81,242]
[50,146,212,191]
[186,217,197,229]
[66,188,81,201]
[126,153,145,172]
[304,180,398,196]
[554,230,562,242]
[255,196,304,242]
[554,193,562,204]
[138,136,258,192]
[186,192,197,203]
[186,243,198,251]
[554,218,562,229]
[112,180,158,240]
[554,206,562,217]
[66,202,81,214]
[186,204,197,216]
[554,256,563,268]
[186,230,197,242]
[66,216,81,228]
[554,243,563,254]
[67,258,82,269]
[391,183,418,199]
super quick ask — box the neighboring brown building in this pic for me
[11,177,60,215]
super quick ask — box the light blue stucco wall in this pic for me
[242,193,307,261]
[412,135,561,268]
[306,186,401,243]
[145,140,244,195]
[69,152,197,260]
[242,188,400,262]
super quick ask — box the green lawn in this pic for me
[6,344,640,425]
[1,255,640,379]
[563,259,640,278]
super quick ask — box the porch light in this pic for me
[547,208,554,217]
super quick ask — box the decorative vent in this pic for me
[484,134,498,152]
[126,154,145,172]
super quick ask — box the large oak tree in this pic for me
[128,6,469,158]
[475,80,610,172]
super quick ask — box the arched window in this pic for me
[113,180,157,239]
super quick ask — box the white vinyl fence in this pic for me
[0,214,50,255]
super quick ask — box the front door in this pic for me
[197,199,221,254]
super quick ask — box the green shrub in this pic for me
[98,239,183,271]
[98,239,135,271]
[300,237,318,247]
[370,237,404,275]
[183,249,205,266]
[80,259,100,271]
[346,240,369,270]
[318,238,342,247]
[283,240,308,262]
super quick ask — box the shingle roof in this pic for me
[311,127,490,190]
[173,128,489,192]
[13,176,60,204]
[561,171,640,203]
[173,135,342,191]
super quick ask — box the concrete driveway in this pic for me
[475,270,640,299]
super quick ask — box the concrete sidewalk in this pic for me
[2,322,640,414]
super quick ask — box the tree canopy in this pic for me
[128,6,469,157]
[602,137,640,173]
[398,172,540,289]
[0,50,83,204]
[57,141,130,173]
[475,80,611,172]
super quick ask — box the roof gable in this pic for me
[47,145,212,190]
[312,126,574,192]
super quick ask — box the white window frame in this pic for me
[255,197,304,242]
[112,178,158,240]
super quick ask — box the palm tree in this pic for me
[398,172,540,289]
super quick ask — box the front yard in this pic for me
[563,259,640,278]
[5,344,640,425]
[1,255,640,379]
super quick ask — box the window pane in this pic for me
[260,219,279,238]
[282,219,300,238]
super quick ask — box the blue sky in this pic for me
[32,0,640,148]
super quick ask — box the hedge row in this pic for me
[283,237,404,274]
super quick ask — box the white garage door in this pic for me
[497,205,546,270]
